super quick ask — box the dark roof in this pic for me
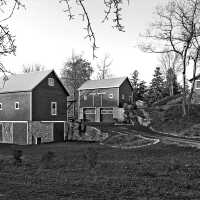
[78,77,130,90]
[0,70,69,95]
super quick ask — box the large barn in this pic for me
[78,77,133,122]
[0,70,69,145]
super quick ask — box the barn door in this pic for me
[100,108,113,122]
[53,122,64,142]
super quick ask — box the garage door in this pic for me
[13,123,27,145]
[100,108,113,122]
[84,108,96,122]
[53,122,65,142]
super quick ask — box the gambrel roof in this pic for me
[78,77,131,90]
[0,69,69,95]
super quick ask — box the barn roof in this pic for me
[78,77,130,90]
[0,69,69,95]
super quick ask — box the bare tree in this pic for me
[59,0,129,58]
[159,52,181,96]
[97,54,113,79]
[0,0,24,76]
[22,64,45,73]
[140,0,200,116]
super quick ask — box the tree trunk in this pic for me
[182,63,187,117]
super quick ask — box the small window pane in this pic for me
[196,80,200,89]
[0,103,2,110]
[109,93,113,99]
[15,102,19,110]
[48,78,54,86]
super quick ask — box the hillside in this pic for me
[147,96,200,137]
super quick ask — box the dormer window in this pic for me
[48,78,54,86]
[196,80,200,89]
[15,102,19,110]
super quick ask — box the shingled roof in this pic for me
[78,77,130,90]
[0,69,69,94]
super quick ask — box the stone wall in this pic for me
[2,122,13,143]
[28,121,53,144]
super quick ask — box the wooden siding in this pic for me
[119,78,133,107]
[0,92,31,121]
[79,88,118,108]
[32,71,68,121]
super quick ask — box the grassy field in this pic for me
[0,141,200,199]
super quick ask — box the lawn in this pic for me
[0,141,200,199]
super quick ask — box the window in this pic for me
[196,80,200,89]
[121,94,125,100]
[48,78,54,86]
[83,95,87,101]
[109,93,113,99]
[51,102,57,115]
[0,103,2,110]
[15,102,19,110]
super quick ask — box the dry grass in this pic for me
[0,141,200,199]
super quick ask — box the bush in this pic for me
[83,147,98,170]
[13,149,23,166]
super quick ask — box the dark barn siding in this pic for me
[0,124,2,142]
[119,79,133,107]
[32,72,68,121]
[13,123,27,145]
[0,92,30,121]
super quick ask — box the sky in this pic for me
[2,0,167,83]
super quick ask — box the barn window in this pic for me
[109,93,113,99]
[48,78,54,86]
[51,102,57,115]
[15,102,19,110]
[196,80,200,89]
[0,103,2,110]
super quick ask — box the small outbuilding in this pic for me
[78,77,133,122]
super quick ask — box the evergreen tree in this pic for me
[147,67,166,104]
[130,70,147,102]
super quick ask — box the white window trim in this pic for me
[48,78,54,86]
[51,102,57,115]
[15,102,20,110]
[196,80,200,89]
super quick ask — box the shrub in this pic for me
[13,149,23,166]
[83,147,98,170]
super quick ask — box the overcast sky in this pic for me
[3,0,167,83]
